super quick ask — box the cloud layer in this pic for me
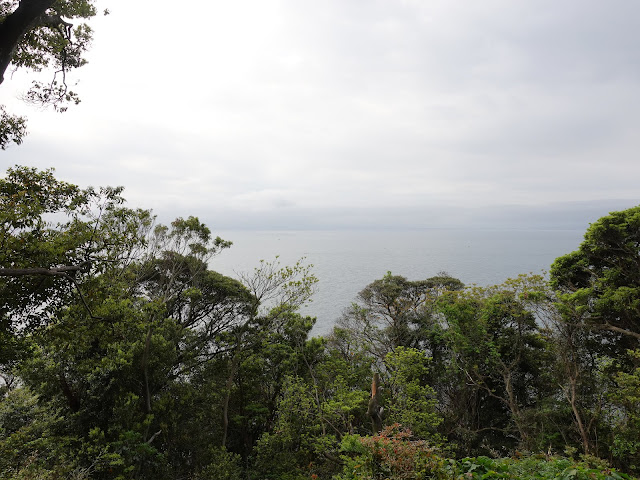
[2,0,639,228]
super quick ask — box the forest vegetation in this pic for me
[0,166,639,479]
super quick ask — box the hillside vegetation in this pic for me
[1,167,639,479]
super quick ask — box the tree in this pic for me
[0,166,153,364]
[608,350,640,474]
[0,166,273,477]
[550,206,640,469]
[0,0,99,148]
[249,317,373,479]
[358,272,463,349]
[550,206,640,352]
[336,272,463,366]
[438,276,552,453]
[216,256,318,450]
[0,105,26,148]
[538,285,608,456]
[383,347,442,443]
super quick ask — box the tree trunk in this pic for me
[502,370,529,446]
[0,0,55,84]
[568,377,591,455]
[367,372,383,433]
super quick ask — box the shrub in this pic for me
[335,424,449,480]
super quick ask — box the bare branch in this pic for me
[602,322,640,341]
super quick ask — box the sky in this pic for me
[2,0,639,230]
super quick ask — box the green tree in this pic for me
[550,206,640,465]
[0,167,267,478]
[0,166,152,364]
[16,219,253,478]
[216,256,318,451]
[538,286,608,457]
[439,276,552,453]
[609,350,640,473]
[336,272,463,365]
[550,205,640,350]
[384,347,442,443]
[248,305,377,478]
[249,329,373,480]
[0,0,100,147]
[251,375,321,480]
[0,106,26,149]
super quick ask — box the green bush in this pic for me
[195,447,243,480]
[454,455,636,480]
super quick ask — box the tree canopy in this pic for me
[0,0,99,148]
[551,206,640,347]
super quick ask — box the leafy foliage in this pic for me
[384,347,442,442]
[551,206,640,351]
[0,106,26,149]
[454,455,634,480]
[608,350,640,472]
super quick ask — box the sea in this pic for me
[210,229,584,337]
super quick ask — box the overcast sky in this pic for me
[2,0,639,230]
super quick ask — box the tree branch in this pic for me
[35,14,73,31]
[146,430,162,445]
[602,322,640,341]
[0,260,91,277]
[0,260,102,320]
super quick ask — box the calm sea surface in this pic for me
[210,229,584,337]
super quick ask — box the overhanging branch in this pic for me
[0,260,91,277]
[0,260,101,319]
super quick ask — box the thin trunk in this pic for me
[563,368,592,455]
[560,327,593,455]
[503,371,528,445]
[300,343,327,436]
